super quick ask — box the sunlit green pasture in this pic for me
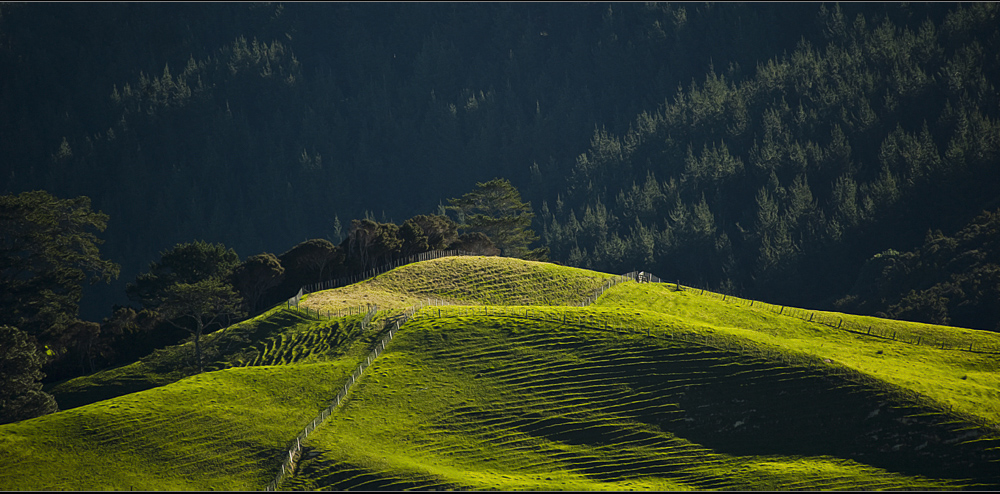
[1,362,355,490]
[47,306,370,410]
[300,255,614,313]
[594,281,1000,427]
[285,308,993,491]
[9,257,1000,491]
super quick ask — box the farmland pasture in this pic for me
[0,362,354,490]
[4,256,1000,491]
[285,310,996,490]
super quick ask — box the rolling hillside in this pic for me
[3,256,999,490]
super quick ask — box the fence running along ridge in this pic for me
[576,271,645,307]
[662,278,1000,354]
[283,298,378,323]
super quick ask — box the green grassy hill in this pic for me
[4,256,1000,490]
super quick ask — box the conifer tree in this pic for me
[447,178,544,259]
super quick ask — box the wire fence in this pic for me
[667,279,1000,354]
[283,297,377,322]
[575,271,644,306]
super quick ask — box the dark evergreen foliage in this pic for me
[0,325,58,424]
[0,191,120,364]
[126,241,240,311]
[446,178,542,259]
[230,253,285,315]
[540,3,1000,316]
[835,210,1000,331]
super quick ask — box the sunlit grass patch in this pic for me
[48,305,367,410]
[1,362,356,490]
[288,311,985,490]
[301,256,614,314]
[595,281,1000,427]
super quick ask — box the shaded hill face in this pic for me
[538,3,1000,327]
[0,2,835,319]
[287,313,999,490]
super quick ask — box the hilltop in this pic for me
[3,256,999,490]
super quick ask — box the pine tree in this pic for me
[446,178,542,259]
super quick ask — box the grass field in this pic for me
[283,307,1000,491]
[1,362,354,490]
[5,256,1000,490]
[594,282,1000,426]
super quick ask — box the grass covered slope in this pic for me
[301,255,615,312]
[594,282,1000,427]
[284,305,1000,491]
[8,257,1000,491]
[48,307,373,410]
[0,362,355,490]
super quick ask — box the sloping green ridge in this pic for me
[47,307,366,410]
[4,257,999,491]
[2,257,615,490]
[0,362,354,490]
[49,256,611,410]
[595,282,1000,427]
[284,305,1000,491]
[302,256,615,313]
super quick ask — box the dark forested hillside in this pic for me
[539,3,1000,327]
[1,2,996,333]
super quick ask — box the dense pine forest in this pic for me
[2,3,1000,407]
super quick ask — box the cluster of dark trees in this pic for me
[0,179,538,424]
[833,209,1000,331]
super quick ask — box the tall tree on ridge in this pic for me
[126,240,240,311]
[446,178,546,259]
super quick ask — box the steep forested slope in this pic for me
[540,3,1000,324]
[2,3,995,331]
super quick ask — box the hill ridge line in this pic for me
[287,249,477,309]
[674,280,1000,354]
